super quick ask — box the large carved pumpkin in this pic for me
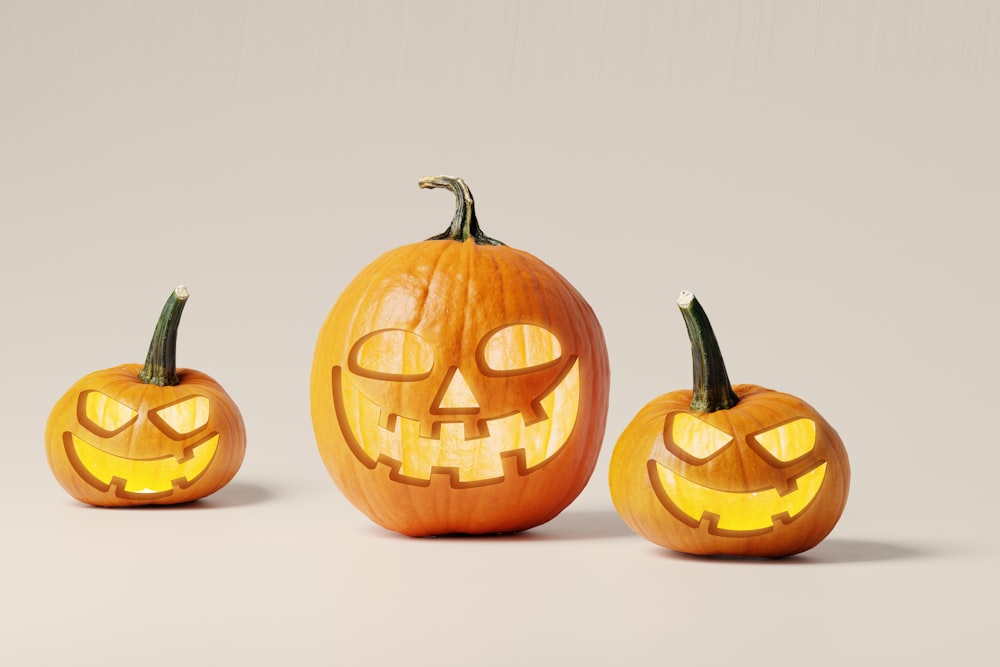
[45,287,246,507]
[311,176,610,536]
[609,291,849,557]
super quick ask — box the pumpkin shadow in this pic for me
[387,510,635,541]
[658,538,934,564]
[86,482,274,510]
[790,538,935,564]
[530,509,637,540]
[191,482,274,508]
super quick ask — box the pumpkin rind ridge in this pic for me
[312,232,610,536]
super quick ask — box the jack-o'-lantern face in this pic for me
[46,364,246,507]
[652,409,828,535]
[610,383,850,557]
[66,390,219,499]
[334,322,580,484]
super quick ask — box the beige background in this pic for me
[2,1,998,664]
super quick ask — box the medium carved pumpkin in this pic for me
[311,176,610,536]
[45,287,246,507]
[609,291,849,557]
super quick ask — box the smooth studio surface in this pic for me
[2,2,998,665]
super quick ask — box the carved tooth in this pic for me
[377,409,395,432]
[68,434,219,493]
[339,359,580,482]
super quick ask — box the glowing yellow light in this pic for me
[354,329,434,377]
[83,391,137,432]
[671,413,733,460]
[753,418,816,462]
[482,324,562,372]
[437,369,479,409]
[70,435,219,493]
[339,360,580,481]
[153,396,211,435]
[654,461,827,531]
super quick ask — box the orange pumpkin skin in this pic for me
[45,364,246,507]
[610,384,849,557]
[45,287,245,507]
[310,179,610,536]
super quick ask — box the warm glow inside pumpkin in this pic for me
[67,392,219,496]
[336,323,580,482]
[654,415,826,533]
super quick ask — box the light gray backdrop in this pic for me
[2,1,997,665]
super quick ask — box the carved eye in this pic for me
[752,418,817,464]
[350,329,434,380]
[80,391,138,435]
[479,324,562,375]
[669,413,733,462]
[152,396,211,436]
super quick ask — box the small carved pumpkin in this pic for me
[311,176,610,536]
[609,291,849,557]
[45,287,246,506]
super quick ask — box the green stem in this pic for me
[138,286,189,386]
[677,291,739,412]
[419,175,504,246]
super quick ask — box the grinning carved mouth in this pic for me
[650,460,827,535]
[65,433,219,498]
[333,360,580,484]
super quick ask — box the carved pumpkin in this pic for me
[311,176,610,536]
[609,291,849,557]
[45,287,246,507]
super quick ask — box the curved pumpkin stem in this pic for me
[678,291,739,412]
[138,286,189,387]
[419,175,503,246]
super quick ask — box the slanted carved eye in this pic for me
[752,418,816,464]
[479,324,562,375]
[350,329,434,381]
[79,391,138,435]
[152,396,211,436]
[669,412,733,462]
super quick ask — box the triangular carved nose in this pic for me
[432,367,480,414]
